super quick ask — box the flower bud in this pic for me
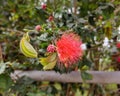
[48,16,54,22]
[35,25,41,31]
[47,44,56,53]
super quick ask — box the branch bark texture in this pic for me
[11,70,120,84]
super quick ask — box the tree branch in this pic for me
[11,70,120,84]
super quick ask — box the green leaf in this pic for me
[53,83,62,90]
[24,32,30,42]
[81,71,93,81]
[39,57,48,66]
[43,59,57,70]
[0,74,13,91]
[39,53,57,66]
[0,62,9,74]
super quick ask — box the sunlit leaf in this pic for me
[39,53,57,66]
[43,59,57,70]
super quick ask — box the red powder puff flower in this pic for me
[116,42,120,49]
[117,56,120,62]
[47,44,56,53]
[56,33,83,67]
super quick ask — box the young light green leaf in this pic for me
[43,59,57,70]
[39,53,57,66]
[20,37,38,58]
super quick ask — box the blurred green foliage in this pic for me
[0,0,120,96]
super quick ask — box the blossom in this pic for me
[47,44,56,53]
[56,33,83,67]
[116,42,120,49]
[35,25,41,31]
